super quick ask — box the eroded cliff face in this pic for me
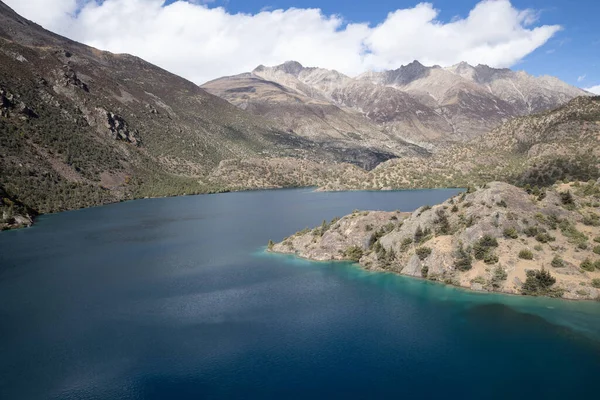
[272,182,600,300]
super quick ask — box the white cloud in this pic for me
[584,85,600,95]
[578,74,586,82]
[4,0,562,84]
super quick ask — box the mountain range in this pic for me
[203,60,588,148]
[0,0,597,230]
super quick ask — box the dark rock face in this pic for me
[59,65,89,92]
[102,110,140,146]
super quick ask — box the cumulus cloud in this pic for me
[4,0,561,84]
[584,85,600,95]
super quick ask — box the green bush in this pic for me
[454,243,473,271]
[521,268,560,296]
[344,246,364,262]
[592,278,600,289]
[594,236,600,243]
[414,225,425,244]
[483,252,499,264]
[490,265,508,290]
[368,228,386,248]
[400,237,413,252]
[535,232,555,243]
[473,235,499,260]
[583,213,600,227]
[523,226,540,237]
[559,220,588,248]
[503,227,519,239]
[421,265,429,278]
[580,258,595,272]
[593,246,600,255]
[434,209,451,235]
[551,256,565,268]
[267,240,275,250]
[416,247,432,261]
[560,190,575,206]
[519,249,534,260]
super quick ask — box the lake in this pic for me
[1,188,599,399]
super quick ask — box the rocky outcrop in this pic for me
[0,186,36,230]
[57,65,89,92]
[271,182,600,300]
[102,110,140,146]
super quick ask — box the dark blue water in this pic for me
[1,188,599,400]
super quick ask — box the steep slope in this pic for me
[446,63,586,114]
[271,181,600,300]
[317,96,600,191]
[0,1,379,221]
[203,70,429,162]
[206,60,589,148]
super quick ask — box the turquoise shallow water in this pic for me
[0,188,599,399]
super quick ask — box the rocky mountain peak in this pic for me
[382,59,430,86]
[274,60,305,76]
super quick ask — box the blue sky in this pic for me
[173,0,600,88]
[7,0,600,90]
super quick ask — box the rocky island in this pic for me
[270,181,600,300]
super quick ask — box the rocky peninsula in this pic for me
[270,181,600,300]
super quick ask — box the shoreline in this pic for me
[264,248,599,303]
[0,185,462,232]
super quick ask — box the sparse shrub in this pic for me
[369,228,386,248]
[451,204,459,213]
[454,243,473,271]
[519,249,534,260]
[535,232,555,243]
[560,190,576,209]
[593,246,600,255]
[496,200,507,208]
[592,278,600,289]
[414,225,424,244]
[583,213,600,226]
[483,252,499,264]
[546,214,560,230]
[551,256,565,268]
[594,236,600,243]
[534,244,543,251]
[416,246,432,261]
[580,258,595,272]
[490,265,508,290]
[267,240,275,250]
[421,265,429,278]
[559,220,588,248]
[400,237,413,252]
[503,227,519,239]
[521,268,560,296]
[523,226,539,237]
[473,235,499,260]
[434,209,451,235]
[471,276,486,285]
[344,246,364,262]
